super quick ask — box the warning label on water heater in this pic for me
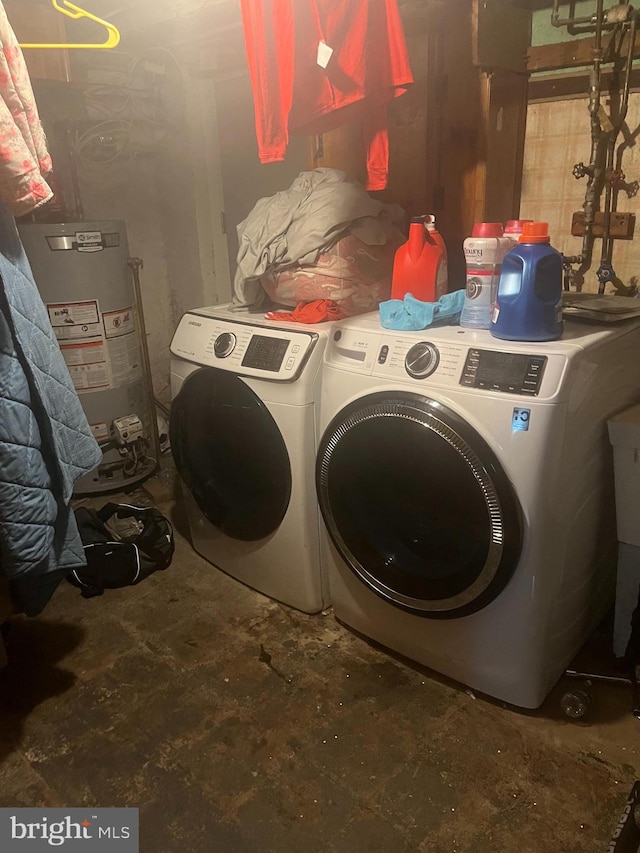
[60,338,111,393]
[67,363,110,391]
[90,421,109,442]
[48,300,100,328]
[103,307,135,339]
[48,300,109,393]
[60,340,106,366]
[49,299,142,393]
[102,306,142,388]
[108,333,142,388]
[54,322,103,342]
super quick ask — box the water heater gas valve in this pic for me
[111,414,145,446]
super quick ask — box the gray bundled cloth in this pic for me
[233,168,404,307]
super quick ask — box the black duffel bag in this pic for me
[69,502,174,598]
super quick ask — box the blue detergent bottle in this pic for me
[490,221,563,342]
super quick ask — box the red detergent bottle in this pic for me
[391,215,448,303]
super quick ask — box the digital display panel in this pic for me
[475,351,531,387]
[460,349,547,395]
[241,335,289,371]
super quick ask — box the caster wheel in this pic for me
[560,689,591,719]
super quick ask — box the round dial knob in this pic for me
[405,342,439,379]
[213,332,236,359]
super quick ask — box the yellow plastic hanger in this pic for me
[19,0,120,50]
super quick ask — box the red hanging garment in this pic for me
[239,0,413,191]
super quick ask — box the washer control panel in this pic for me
[327,326,464,383]
[460,349,547,396]
[171,313,317,381]
[324,322,566,399]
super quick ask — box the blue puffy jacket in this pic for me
[0,203,102,610]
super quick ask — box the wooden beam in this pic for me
[527,32,640,72]
[528,67,640,101]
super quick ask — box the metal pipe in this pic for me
[551,0,599,28]
[570,0,606,284]
[631,665,640,719]
[565,669,631,685]
[66,125,84,221]
[127,257,160,475]
[607,3,636,23]
[600,9,636,290]
[555,2,636,290]
[551,0,632,29]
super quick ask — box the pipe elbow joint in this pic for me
[606,4,635,24]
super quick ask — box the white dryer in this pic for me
[170,305,330,613]
[316,313,640,708]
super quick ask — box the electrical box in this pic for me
[111,414,145,447]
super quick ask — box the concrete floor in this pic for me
[1,464,638,852]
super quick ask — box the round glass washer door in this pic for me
[170,367,291,542]
[316,392,523,618]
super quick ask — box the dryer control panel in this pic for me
[170,313,318,381]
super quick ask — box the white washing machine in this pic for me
[170,304,330,613]
[315,312,640,708]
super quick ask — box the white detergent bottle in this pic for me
[460,223,512,329]
[504,219,533,246]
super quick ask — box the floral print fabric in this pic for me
[0,3,52,217]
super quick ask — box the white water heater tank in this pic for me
[18,220,157,494]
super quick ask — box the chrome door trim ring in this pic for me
[316,392,523,617]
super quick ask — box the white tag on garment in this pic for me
[317,40,333,68]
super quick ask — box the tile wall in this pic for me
[520,95,640,293]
